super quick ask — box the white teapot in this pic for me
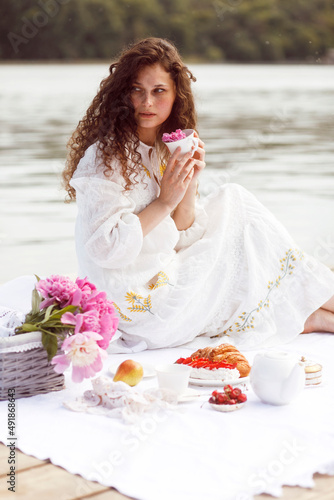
[250,351,305,405]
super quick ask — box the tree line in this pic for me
[1,0,334,62]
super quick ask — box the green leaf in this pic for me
[41,304,56,323]
[34,274,41,282]
[18,323,39,332]
[41,332,59,361]
[40,320,62,328]
[24,310,43,325]
[48,305,78,321]
[31,288,42,315]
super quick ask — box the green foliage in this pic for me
[15,303,77,361]
[1,0,334,61]
[42,331,59,361]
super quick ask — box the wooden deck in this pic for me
[0,444,333,499]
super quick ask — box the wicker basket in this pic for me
[0,331,65,400]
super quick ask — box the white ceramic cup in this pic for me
[155,363,192,396]
[163,129,199,157]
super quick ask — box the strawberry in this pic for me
[231,388,241,399]
[209,386,247,407]
[224,385,233,395]
[237,393,247,403]
[217,393,229,404]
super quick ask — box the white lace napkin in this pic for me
[0,306,25,338]
[63,376,178,424]
[0,275,37,338]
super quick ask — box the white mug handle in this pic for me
[191,137,199,156]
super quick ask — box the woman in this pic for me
[63,37,334,351]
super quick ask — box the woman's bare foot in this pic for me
[301,308,334,334]
[321,295,334,313]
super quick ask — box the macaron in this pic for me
[300,356,322,386]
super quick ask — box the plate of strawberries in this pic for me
[208,385,247,412]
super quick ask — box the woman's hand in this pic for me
[190,131,206,183]
[137,134,205,236]
[158,147,196,212]
[171,132,206,230]
[176,131,206,200]
[137,147,196,237]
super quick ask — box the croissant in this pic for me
[190,343,251,378]
[191,346,213,359]
[212,353,251,377]
[208,344,239,360]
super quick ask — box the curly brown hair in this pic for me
[62,37,197,201]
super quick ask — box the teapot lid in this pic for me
[264,351,294,360]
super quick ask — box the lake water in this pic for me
[0,63,333,283]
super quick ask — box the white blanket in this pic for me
[1,332,334,500]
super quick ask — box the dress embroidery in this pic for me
[113,303,132,322]
[142,164,151,178]
[119,273,174,318]
[125,292,154,315]
[159,162,166,177]
[223,248,304,335]
[148,271,174,290]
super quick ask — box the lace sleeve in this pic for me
[175,204,209,251]
[70,146,144,269]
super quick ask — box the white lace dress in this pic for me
[70,142,334,351]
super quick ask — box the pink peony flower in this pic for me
[97,313,119,350]
[83,291,113,316]
[82,292,119,349]
[75,277,97,307]
[61,306,118,351]
[162,129,186,143]
[61,310,99,334]
[36,275,82,309]
[51,332,107,383]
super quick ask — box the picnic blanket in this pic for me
[0,277,334,500]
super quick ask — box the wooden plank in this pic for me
[88,489,134,499]
[254,473,334,500]
[16,449,49,471]
[0,443,48,475]
[0,463,110,500]
[0,444,11,475]
[88,473,334,500]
